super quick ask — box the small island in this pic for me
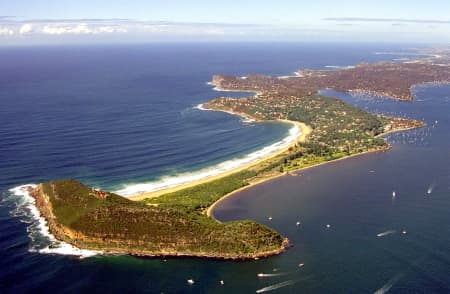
[30,51,449,258]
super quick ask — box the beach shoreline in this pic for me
[128,117,311,201]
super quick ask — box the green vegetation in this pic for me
[204,93,390,173]
[38,179,286,258]
[36,67,426,259]
[144,170,256,210]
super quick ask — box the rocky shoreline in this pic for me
[29,183,290,260]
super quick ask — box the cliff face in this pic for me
[29,180,288,259]
[30,184,99,247]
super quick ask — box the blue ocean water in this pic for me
[1,43,448,293]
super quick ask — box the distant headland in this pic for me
[30,48,450,258]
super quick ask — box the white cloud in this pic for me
[1,18,449,44]
[41,23,127,35]
[140,24,170,32]
[19,23,33,34]
[203,28,226,35]
[42,24,89,35]
[96,26,127,34]
[0,27,14,35]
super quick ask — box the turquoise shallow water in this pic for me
[2,43,448,293]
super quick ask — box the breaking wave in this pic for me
[116,121,300,197]
[324,65,356,69]
[7,185,100,259]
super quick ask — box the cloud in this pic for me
[1,17,449,44]
[19,24,33,34]
[41,24,127,35]
[0,19,260,38]
[324,17,450,24]
[0,27,14,35]
[24,18,131,23]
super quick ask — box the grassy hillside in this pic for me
[40,179,286,258]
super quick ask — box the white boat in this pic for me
[187,279,195,285]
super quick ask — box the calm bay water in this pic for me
[1,43,448,293]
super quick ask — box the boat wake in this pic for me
[377,230,397,237]
[7,185,100,259]
[256,280,297,293]
[373,272,404,294]
[427,182,436,194]
[116,123,300,197]
[257,272,289,278]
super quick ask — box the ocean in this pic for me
[1,43,449,293]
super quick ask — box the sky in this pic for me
[1,0,450,45]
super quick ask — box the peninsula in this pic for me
[30,51,450,258]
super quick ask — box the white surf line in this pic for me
[9,184,101,259]
[324,65,356,69]
[115,119,300,197]
[195,103,256,122]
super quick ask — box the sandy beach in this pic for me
[128,120,311,201]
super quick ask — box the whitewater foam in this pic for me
[277,72,303,79]
[257,272,289,278]
[255,280,297,293]
[324,65,356,69]
[427,182,436,194]
[206,81,258,95]
[195,103,256,123]
[116,122,300,196]
[8,185,101,259]
[376,230,396,237]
